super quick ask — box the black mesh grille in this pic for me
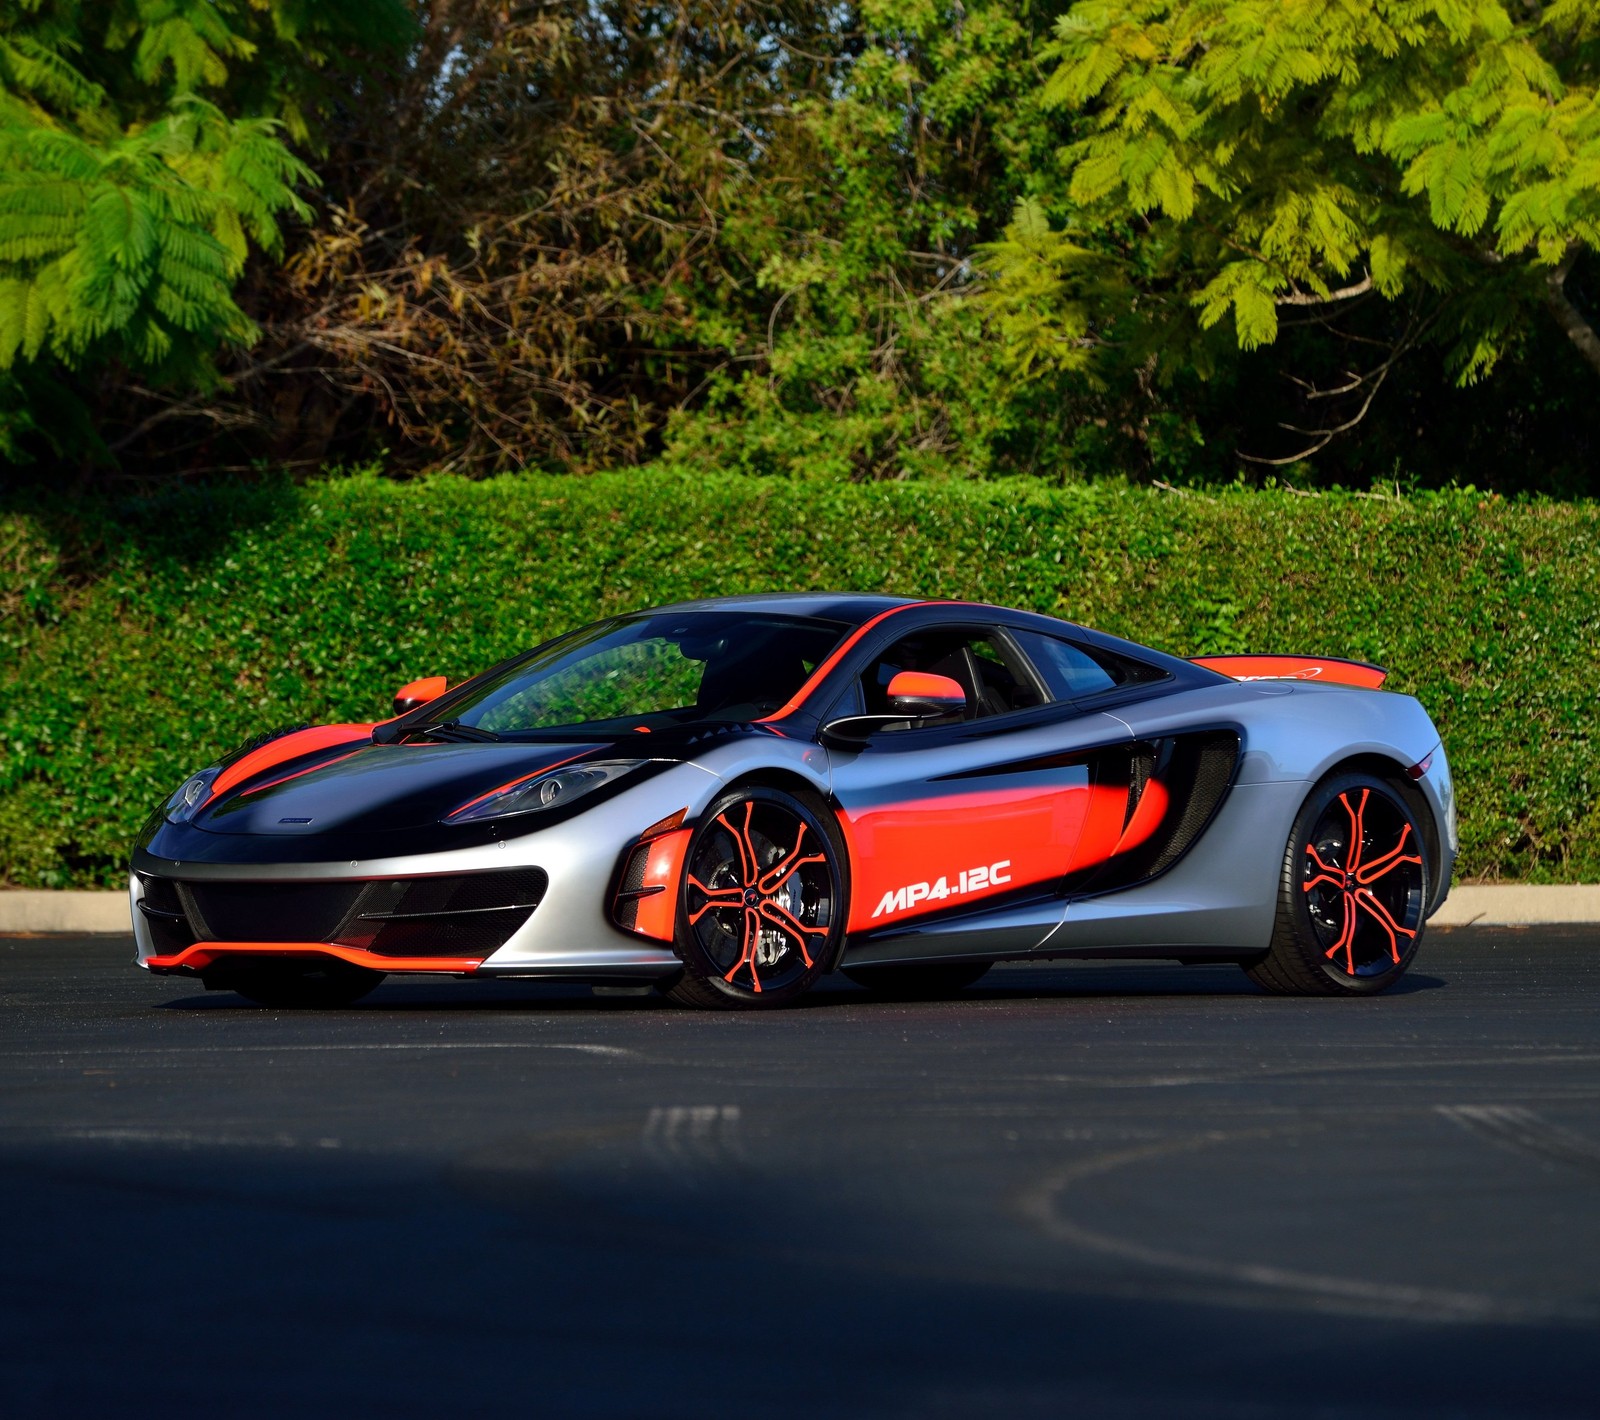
[169,868,547,959]
[137,875,196,955]
[182,881,361,942]
[352,869,547,920]
[620,845,649,896]
[349,914,531,959]
[336,869,547,958]
[613,843,651,932]
[141,875,184,915]
[1126,747,1155,828]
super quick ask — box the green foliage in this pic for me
[659,0,1087,480]
[1,470,1594,887]
[0,0,410,460]
[237,0,1086,481]
[984,0,1600,419]
[3,1,1600,489]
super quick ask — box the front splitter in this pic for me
[144,941,485,975]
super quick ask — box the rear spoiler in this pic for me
[1190,655,1387,689]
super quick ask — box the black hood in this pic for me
[194,741,612,836]
[131,720,776,867]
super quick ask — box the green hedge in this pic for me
[2,471,1595,888]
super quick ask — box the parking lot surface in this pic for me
[2,926,1598,1418]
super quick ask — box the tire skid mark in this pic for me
[0,1041,633,1059]
[1017,1130,1600,1327]
[1019,1050,1600,1090]
[641,1104,748,1182]
[1437,1104,1600,1178]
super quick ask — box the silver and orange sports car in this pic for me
[131,595,1455,1008]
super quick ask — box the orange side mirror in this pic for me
[885,670,966,718]
[393,675,448,716]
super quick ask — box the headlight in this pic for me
[164,766,220,824]
[445,759,647,824]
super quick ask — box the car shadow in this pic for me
[150,963,1448,1013]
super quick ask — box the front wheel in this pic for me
[1245,771,1428,996]
[662,786,846,1009]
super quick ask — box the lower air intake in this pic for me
[174,869,548,959]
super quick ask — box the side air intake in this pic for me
[1086,729,1240,893]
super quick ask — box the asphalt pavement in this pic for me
[3,927,1598,1419]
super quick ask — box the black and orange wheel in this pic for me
[662,786,846,1009]
[206,959,386,1009]
[1246,771,1429,996]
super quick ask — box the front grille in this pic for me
[157,868,547,960]
[182,881,359,942]
[337,870,548,958]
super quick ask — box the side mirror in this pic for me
[393,675,448,716]
[819,672,967,747]
[886,671,966,719]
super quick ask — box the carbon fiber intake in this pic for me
[1146,731,1240,876]
[1082,730,1240,894]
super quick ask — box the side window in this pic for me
[1011,628,1165,701]
[861,627,1045,726]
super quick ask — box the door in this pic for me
[825,621,1131,941]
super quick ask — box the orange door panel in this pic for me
[838,772,1097,932]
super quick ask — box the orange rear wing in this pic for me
[1190,655,1388,689]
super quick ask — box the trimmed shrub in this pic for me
[1,471,1594,887]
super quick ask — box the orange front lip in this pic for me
[146,942,484,974]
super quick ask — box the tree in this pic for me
[248,0,848,476]
[660,0,1082,480]
[194,0,1086,480]
[983,0,1600,463]
[0,0,410,467]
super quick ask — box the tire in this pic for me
[843,962,992,998]
[1245,770,1429,996]
[662,785,847,1009]
[209,959,386,1008]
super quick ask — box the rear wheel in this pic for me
[843,962,991,998]
[662,786,846,1009]
[208,959,386,1009]
[1245,771,1428,996]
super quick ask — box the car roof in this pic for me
[642,592,918,626]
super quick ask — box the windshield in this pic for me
[432,611,850,738]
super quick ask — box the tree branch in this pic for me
[1237,307,1437,466]
[1542,244,1600,380]
[1275,274,1373,307]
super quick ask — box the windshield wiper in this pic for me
[406,720,500,743]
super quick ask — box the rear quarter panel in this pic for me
[1054,681,1449,955]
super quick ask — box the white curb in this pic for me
[1427,884,1600,928]
[2,884,1598,934]
[0,891,130,934]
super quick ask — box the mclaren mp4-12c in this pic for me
[131,595,1455,1008]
